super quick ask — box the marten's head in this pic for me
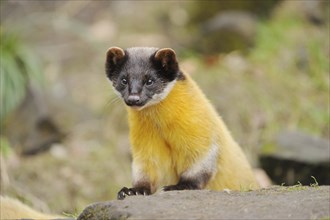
[105,47,184,110]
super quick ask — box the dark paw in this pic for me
[163,184,184,191]
[163,181,199,191]
[117,186,151,200]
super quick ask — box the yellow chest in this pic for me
[127,77,219,183]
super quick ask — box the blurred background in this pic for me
[0,0,329,216]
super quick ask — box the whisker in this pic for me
[107,96,121,107]
[102,96,121,116]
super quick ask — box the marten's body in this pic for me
[106,47,259,199]
[127,73,258,193]
[0,196,62,219]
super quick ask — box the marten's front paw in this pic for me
[117,187,151,200]
[163,184,186,191]
[163,181,199,191]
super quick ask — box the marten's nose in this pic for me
[127,95,141,106]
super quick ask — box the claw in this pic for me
[117,186,151,200]
[117,187,129,200]
[117,191,126,200]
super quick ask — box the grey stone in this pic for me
[77,186,330,220]
[260,130,330,185]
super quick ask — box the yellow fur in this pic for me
[128,73,259,192]
[0,196,63,220]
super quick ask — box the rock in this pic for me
[186,0,281,54]
[4,87,64,156]
[198,11,258,54]
[78,186,330,220]
[260,130,330,185]
[302,0,328,26]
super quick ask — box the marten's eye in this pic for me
[121,78,128,85]
[146,79,154,86]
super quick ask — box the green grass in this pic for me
[62,211,80,219]
[287,181,308,191]
[310,176,319,188]
[0,29,43,123]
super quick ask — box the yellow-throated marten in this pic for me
[105,47,259,200]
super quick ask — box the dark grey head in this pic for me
[105,47,184,110]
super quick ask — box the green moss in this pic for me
[280,178,320,192]
[276,182,310,192]
[286,186,307,192]
[62,211,79,219]
[310,176,319,188]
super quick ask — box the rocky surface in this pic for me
[260,130,330,185]
[78,186,330,220]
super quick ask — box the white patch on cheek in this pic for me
[141,80,177,109]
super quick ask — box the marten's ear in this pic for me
[152,48,179,80]
[106,47,127,77]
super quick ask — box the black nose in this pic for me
[126,95,141,106]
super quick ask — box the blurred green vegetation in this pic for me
[0,29,42,123]
[191,11,329,159]
[0,135,12,157]
[188,0,280,24]
[249,12,329,136]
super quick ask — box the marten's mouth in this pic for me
[126,102,144,107]
[125,101,146,110]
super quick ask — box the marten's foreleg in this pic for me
[164,142,218,191]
